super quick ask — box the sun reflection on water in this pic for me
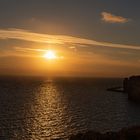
[30,79,68,139]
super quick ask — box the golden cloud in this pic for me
[0,28,140,51]
[101,12,129,23]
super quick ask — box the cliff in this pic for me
[123,76,140,101]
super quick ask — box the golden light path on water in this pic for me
[27,79,70,139]
[26,79,89,139]
[7,78,88,140]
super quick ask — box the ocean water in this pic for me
[0,76,140,139]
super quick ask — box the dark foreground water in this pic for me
[0,76,140,139]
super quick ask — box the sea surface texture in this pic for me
[0,77,140,139]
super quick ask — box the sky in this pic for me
[0,0,140,77]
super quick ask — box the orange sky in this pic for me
[0,35,140,77]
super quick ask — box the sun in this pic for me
[43,50,57,60]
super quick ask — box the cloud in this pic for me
[0,28,140,51]
[101,12,129,23]
[14,47,47,52]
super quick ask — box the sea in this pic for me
[0,76,140,140]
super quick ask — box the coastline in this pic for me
[69,126,140,140]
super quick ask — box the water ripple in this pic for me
[0,77,140,139]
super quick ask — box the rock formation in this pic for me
[123,76,140,101]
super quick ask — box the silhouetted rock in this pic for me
[123,76,140,101]
[69,126,140,140]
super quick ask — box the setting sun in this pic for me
[43,50,57,60]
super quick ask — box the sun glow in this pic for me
[43,50,57,60]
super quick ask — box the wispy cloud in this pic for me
[0,28,140,51]
[101,12,129,23]
[14,47,47,52]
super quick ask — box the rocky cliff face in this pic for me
[123,76,140,101]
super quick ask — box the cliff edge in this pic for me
[123,76,140,101]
